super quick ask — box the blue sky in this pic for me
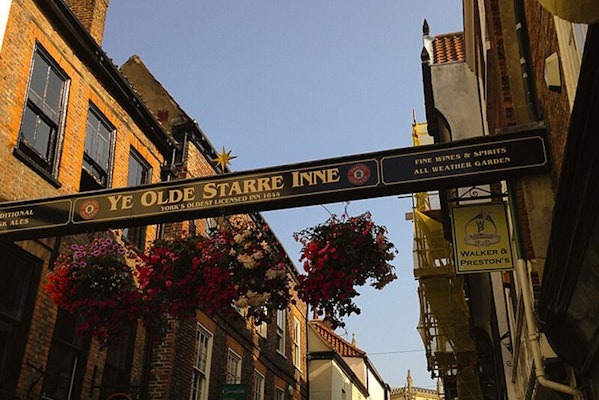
[103,1,463,389]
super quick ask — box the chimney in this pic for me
[63,0,110,45]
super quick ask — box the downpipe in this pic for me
[515,259,582,399]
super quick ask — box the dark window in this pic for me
[17,47,68,178]
[123,149,151,249]
[81,105,114,190]
[100,326,136,399]
[41,310,90,400]
[0,245,42,396]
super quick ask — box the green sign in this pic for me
[220,384,248,400]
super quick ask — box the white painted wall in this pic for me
[366,368,387,400]
[431,61,485,140]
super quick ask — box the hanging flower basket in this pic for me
[222,218,293,324]
[135,233,238,330]
[46,236,140,344]
[136,218,293,331]
[294,212,397,328]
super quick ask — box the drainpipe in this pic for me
[506,185,581,398]
[514,259,582,398]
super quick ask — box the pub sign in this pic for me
[451,202,514,274]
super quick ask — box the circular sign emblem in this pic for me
[79,199,100,220]
[347,164,371,185]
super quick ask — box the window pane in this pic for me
[44,69,64,120]
[97,126,111,168]
[293,318,301,368]
[28,53,47,106]
[275,388,285,400]
[0,260,32,318]
[42,310,89,400]
[0,246,41,393]
[127,151,150,187]
[19,107,38,147]
[226,350,241,384]
[83,107,114,187]
[101,326,135,396]
[192,326,212,400]
[33,119,52,158]
[42,341,78,400]
[123,149,150,248]
[84,115,97,151]
[18,48,67,176]
[253,372,264,400]
[276,310,285,353]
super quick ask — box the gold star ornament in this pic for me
[214,147,237,171]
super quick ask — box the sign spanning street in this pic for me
[0,128,548,240]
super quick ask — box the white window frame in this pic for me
[253,370,265,400]
[292,317,301,370]
[256,308,267,339]
[276,309,286,355]
[554,16,588,108]
[274,386,285,400]
[190,324,213,400]
[226,349,242,384]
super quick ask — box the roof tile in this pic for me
[311,320,367,358]
[432,32,465,64]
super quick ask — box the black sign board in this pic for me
[0,128,548,240]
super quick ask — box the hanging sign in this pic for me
[451,202,514,273]
[0,127,547,240]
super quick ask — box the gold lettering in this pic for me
[122,195,133,209]
[108,195,121,210]
[272,175,284,190]
[141,191,157,207]
[415,157,433,165]
[107,194,133,210]
[243,179,257,193]
[256,178,271,192]
[203,183,217,199]
[291,168,340,188]
[203,176,285,198]
[229,181,243,196]
[183,187,195,202]
[326,169,340,183]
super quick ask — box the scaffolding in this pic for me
[411,122,483,400]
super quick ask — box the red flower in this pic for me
[137,220,293,337]
[295,212,397,328]
[45,235,139,345]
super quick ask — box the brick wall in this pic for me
[0,0,167,398]
[63,0,109,45]
[1,1,310,398]
[522,0,572,187]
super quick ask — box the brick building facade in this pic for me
[417,0,598,398]
[0,1,308,399]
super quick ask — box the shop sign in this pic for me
[220,384,248,400]
[451,202,514,273]
[0,128,547,240]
